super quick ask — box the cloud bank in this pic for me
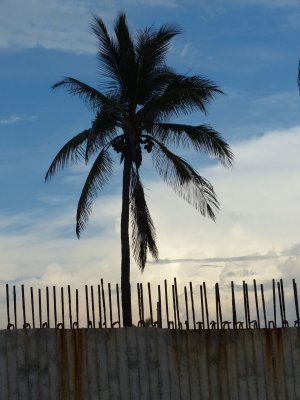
[0,0,297,54]
[0,125,299,292]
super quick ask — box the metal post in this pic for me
[253,280,260,328]
[13,285,17,329]
[21,284,27,328]
[172,285,177,329]
[68,285,72,329]
[189,282,196,330]
[53,286,57,328]
[30,287,35,329]
[184,286,189,329]
[231,281,237,329]
[61,287,65,329]
[116,284,121,327]
[174,278,181,328]
[260,284,267,328]
[85,285,90,328]
[6,284,11,329]
[148,282,153,326]
[108,283,113,328]
[91,286,96,329]
[46,286,50,328]
[101,279,107,328]
[164,280,170,328]
[293,279,300,326]
[203,282,209,329]
[97,284,102,328]
[272,279,277,327]
[38,288,42,329]
[199,285,205,329]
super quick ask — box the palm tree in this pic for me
[45,13,233,327]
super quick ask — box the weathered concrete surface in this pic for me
[0,328,299,399]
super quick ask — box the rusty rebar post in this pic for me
[164,280,170,328]
[68,285,72,329]
[189,282,196,330]
[137,283,145,327]
[215,283,219,329]
[116,284,121,327]
[272,279,277,327]
[21,284,27,328]
[30,287,35,329]
[215,283,223,329]
[174,278,181,329]
[172,285,177,329]
[253,280,260,328]
[13,285,17,329]
[76,289,79,328]
[61,287,65,329]
[203,282,209,329]
[101,279,107,327]
[246,283,251,328]
[137,283,142,323]
[184,286,189,330]
[243,281,249,329]
[91,286,96,329]
[97,284,102,328]
[280,279,287,323]
[53,286,57,328]
[148,282,153,326]
[293,279,300,326]
[108,283,113,328]
[140,283,145,322]
[38,288,42,329]
[85,285,90,328]
[46,286,50,328]
[277,281,284,327]
[231,281,237,329]
[158,285,162,328]
[260,284,267,328]
[199,285,204,329]
[6,284,11,329]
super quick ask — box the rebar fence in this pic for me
[2,278,300,331]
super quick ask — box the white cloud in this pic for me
[0,0,177,54]
[1,125,300,327]
[0,113,37,125]
[0,0,298,54]
[0,0,113,54]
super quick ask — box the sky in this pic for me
[0,0,299,326]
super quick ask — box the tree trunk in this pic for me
[121,155,132,326]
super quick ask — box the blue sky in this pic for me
[0,0,299,324]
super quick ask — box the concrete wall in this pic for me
[0,327,299,399]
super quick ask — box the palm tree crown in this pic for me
[45,13,233,326]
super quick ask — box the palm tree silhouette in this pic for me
[45,13,233,326]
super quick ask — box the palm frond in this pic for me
[135,66,176,106]
[114,13,138,102]
[45,130,90,181]
[139,74,223,121]
[52,77,111,111]
[135,24,181,101]
[130,168,158,270]
[151,139,219,219]
[136,24,181,69]
[154,123,234,167]
[85,109,119,162]
[91,15,122,90]
[76,149,113,237]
